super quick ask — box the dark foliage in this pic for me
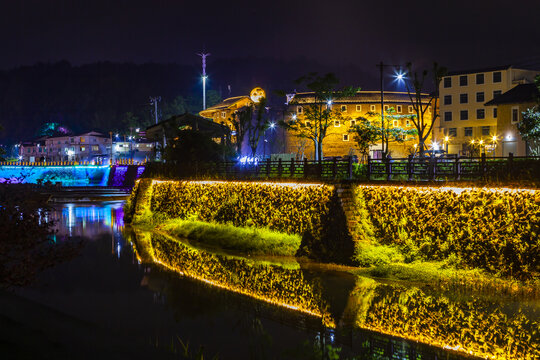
[0,185,82,288]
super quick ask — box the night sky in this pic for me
[3,0,540,78]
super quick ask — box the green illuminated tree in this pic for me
[350,108,418,161]
[404,62,447,154]
[518,75,540,155]
[280,73,359,160]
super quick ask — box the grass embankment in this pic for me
[155,219,301,256]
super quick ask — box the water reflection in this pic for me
[128,228,540,360]
[8,202,538,360]
[49,201,125,239]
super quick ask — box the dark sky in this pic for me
[2,0,540,73]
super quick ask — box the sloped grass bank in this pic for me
[156,219,301,256]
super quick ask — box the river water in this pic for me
[1,201,538,359]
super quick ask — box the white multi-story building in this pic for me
[436,65,538,155]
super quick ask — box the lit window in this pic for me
[334,120,340,127]
[477,109,485,119]
[342,134,349,142]
[444,112,452,121]
[350,119,357,126]
[460,110,468,120]
[393,120,399,127]
[297,106,303,114]
[356,105,362,112]
[408,106,414,113]
[493,71,502,83]
[92,145,99,151]
[370,105,376,111]
[221,111,226,118]
[340,105,347,112]
[80,146,85,152]
[406,119,411,127]
[396,105,402,113]
[80,137,85,143]
[511,107,519,123]
[459,75,468,86]
[305,121,311,127]
[384,105,389,112]
[476,92,485,102]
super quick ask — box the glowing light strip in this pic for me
[355,184,537,194]
[151,179,328,188]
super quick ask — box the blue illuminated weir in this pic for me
[0,165,145,186]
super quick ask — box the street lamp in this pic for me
[443,136,450,153]
[263,122,277,157]
[376,61,405,158]
[491,135,498,157]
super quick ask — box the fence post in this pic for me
[347,157,353,180]
[507,152,513,181]
[303,158,308,179]
[290,159,295,177]
[407,155,413,181]
[481,152,486,179]
[278,158,283,178]
[386,157,392,181]
[332,157,337,179]
[430,156,437,181]
[367,156,371,181]
[455,157,460,181]
[266,158,271,178]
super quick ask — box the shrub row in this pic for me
[146,180,334,236]
[354,185,540,279]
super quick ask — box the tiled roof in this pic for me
[484,84,539,106]
[292,91,431,104]
[204,96,250,111]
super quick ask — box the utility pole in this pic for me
[376,62,404,159]
[197,52,210,110]
[149,96,161,125]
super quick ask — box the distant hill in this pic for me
[0,58,373,143]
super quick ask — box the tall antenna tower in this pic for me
[197,52,210,110]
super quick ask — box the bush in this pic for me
[354,185,540,279]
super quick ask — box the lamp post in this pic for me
[376,62,405,159]
[263,122,276,157]
[491,135,497,157]
[443,136,449,153]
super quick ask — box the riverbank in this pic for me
[125,178,540,290]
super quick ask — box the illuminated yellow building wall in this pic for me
[436,66,538,155]
[285,91,433,159]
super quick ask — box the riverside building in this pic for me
[436,65,538,156]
